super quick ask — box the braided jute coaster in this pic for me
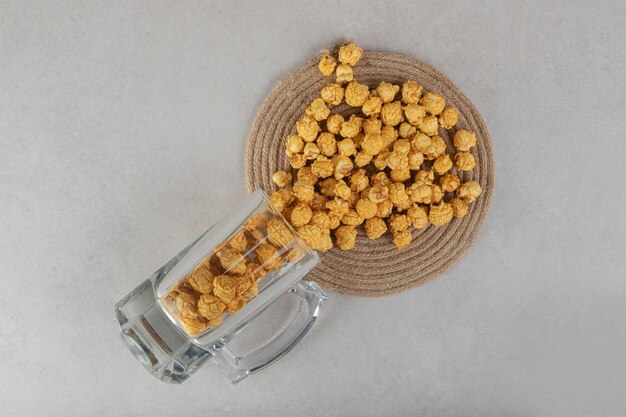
[245,51,494,297]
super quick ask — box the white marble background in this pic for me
[1,1,625,416]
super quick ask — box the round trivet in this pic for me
[245,50,494,296]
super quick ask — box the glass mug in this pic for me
[114,189,326,384]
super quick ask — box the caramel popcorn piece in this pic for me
[407,204,429,229]
[225,299,245,314]
[433,154,453,174]
[411,133,435,154]
[182,316,208,335]
[187,264,215,294]
[420,92,446,115]
[197,294,226,321]
[278,188,295,205]
[377,199,394,218]
[401,81,423,104]
[292,178,315,202]
[403,103,426,126]
[332,154,354,179]
[267,218,293,247]
[335,64,354,83]
[407,151,424,170]
[354,150,373,167]
[380,101,404,126]
[326,114,344,135]
[311,159,334,178]
[297,166,317,181]
[338,42,363,66]
[217,248,246,276]
[241,284,259,302]
[414,169,435,186]
[320,83,345,106]
[430,185,443,204]
[345,81,370,107]
[296,115,320,142]
[355,198,378,219]
[316,132,337,157]
[290,203,313,228]
[340,115,362,139]
[453,129,477,151]
[305,98,330,121]
[318,177,337,197]
[381,125,398,148]
[318,54,337,76]
[428,135,447,160]
[289,153,307,169]
[362,96,382,117]
[455,152,476,171]
[325,197,350,217]
[335,225,357,250]
[285,134,304,155]
[393,230,412,249]
[389,168,411,183]
[361,133,385,156]
[303,142,321,161]
[388,214,411,233]
[439,173,461,192]
[376,82,400,103]
[363,217,386,239]
[370,171,391,187]
[176,291,199,319]
[272,170,293,187]
[333,179,352,200]
[418,114,439,136]
[269,191,286,212]
[428,201,454,226]
[386,151,409,170]
[407,183,432,204]
[245,212,270,231]
[398,122,416,138]
[341,209,364,226]
[368,184,389,203]
[244,263,266,283]
[309,192,327,211]
[349,169,369,192]
[362,117,382,134]
[439,107,458,129]
[373,149,390,170]
[449,197,469,218]
[297,224,331,252]
[457,181,482,203]
[255,243,281,270]
[310,210,331,229]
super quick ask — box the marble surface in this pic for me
[1,1,625,416]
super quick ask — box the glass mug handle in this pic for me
[211,280,326,384]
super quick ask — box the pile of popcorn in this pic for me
[162,211,303,336]
[268,42,482,251]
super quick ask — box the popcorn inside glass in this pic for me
[114,189,326,384]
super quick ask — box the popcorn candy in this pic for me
[414,169,435,186]
[338,42,363,66]
[267,218,293,247]
[380,125,398,148]
[290,203,313,228]
[187,264,215,294]
[292,178,315,202]
[388,214,410,232]
[403,103,426,126]
[310,210,331,229]
[364,217,387,239]
[326,114,344,134]
[376,82,400,103]
[407,151,424,170]
[334,225,357,250]
[345,81,370,107]
[401,81,423,104]
[398,122,416,138]
[457,181,482,203]
[389,168,411,183]
[316,132,337,157]
[362,117,382,134]
[318,54,337,76]
[305,99,330,122]
[354,150,373,167]
[420,92,446,115]
[176,291,199,319]
[213,275,238,304]
[407,204,428,229]
[311,159,334,178]
[377,199,394,218]
[453,129,477,151]
[335,64,354,83]
[272,171,293,187]
[303,142,321,160]
[296,115,320,142]
[449,197,469,218]
[289,153,307,169]
[217,248,246,276]
[433,154,453,174]
[321,83,345,106]
[332,155,354,179]
[392,230,412,249]
[368,184,389,203]
[438,107,458,129]
[333,180,352,200]
[197,294,226,321]
[428,201,454,226]
[355,198,378,219]
[349,169,369,192]
[417,114,439,136]
[361,133,385,156]
[455,152,476,171]
[439,173,461,192]
[297,224,332,252]
[285,134,304,155]
[340,115,362,138]
[380,101,404,126]
[255,243,281,270]
[362,96,382,117]
[341,209,364,226]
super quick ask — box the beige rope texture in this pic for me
[245,51,494,297]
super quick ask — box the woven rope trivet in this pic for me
[245,51,494,296]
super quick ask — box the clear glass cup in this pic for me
[114,189,326,384]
